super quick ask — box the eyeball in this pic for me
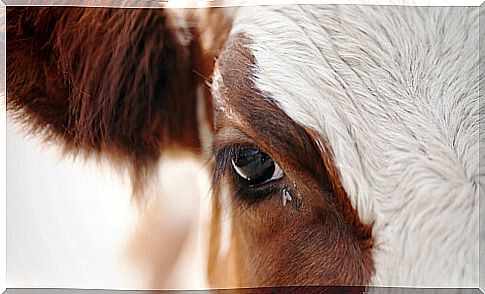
[231,147,283,186]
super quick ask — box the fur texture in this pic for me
[6,7,203,193]
[210,35,375,285]
[6,4,481,288]
[229,5,480,286]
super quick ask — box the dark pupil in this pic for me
[233,147,275,185]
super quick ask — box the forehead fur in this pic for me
[228,5,480,286]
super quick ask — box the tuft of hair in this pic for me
[7,7,203,194]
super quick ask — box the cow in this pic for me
[5,2,482,289]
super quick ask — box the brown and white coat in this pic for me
[6,2,481,288]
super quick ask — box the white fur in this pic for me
[229,5,480,287]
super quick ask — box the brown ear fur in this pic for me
[7,7,204,193]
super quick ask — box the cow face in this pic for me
[207,5,480,287]
[208,33,374,286]
[6,4,480,288]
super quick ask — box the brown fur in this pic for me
[210,33,374,286]
[7,6,374,288]
[6,7,202,193]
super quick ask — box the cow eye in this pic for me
[231,147,283,186]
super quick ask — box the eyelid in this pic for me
[212,126,255,151]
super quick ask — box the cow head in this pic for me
[6,4,480,288]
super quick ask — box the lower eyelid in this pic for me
[233,178,282,204]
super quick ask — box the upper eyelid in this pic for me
[212,126,255,152]
[213,130,276,162]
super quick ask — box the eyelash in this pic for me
[212,144,283,204]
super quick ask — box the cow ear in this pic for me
[6,7,208,193]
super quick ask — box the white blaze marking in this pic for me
[229,5,480,287]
